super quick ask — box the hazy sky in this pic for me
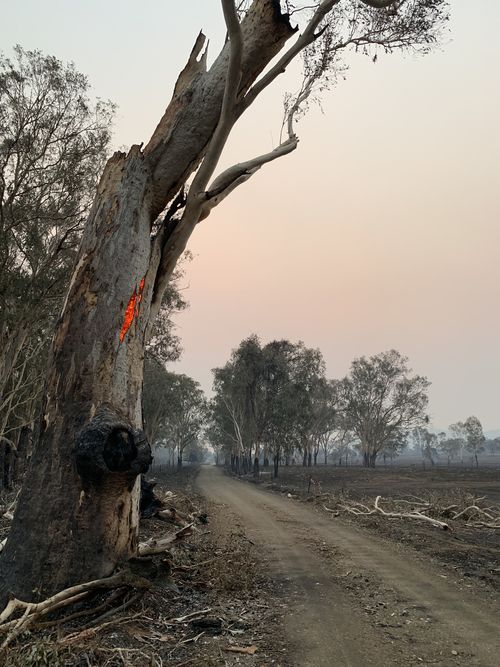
[2,1,499,430]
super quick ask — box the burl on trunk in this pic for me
[0,0,295,603]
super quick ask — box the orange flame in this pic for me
[119,277,146,342]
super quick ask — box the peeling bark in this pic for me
[0,149,154,601]
[0,0,297,604]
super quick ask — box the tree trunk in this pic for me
[3,442,13,490]
[12,425,32,485]
[0,440,6,491]
[0,0,295,604]
[253,456,259,478]
[0,150,153,603]
[302,452,307,466]
[273,453,279,479]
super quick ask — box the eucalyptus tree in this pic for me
[438,437,462,466]
[1,0,448,602]
[339,350,430,467]
[0,47,114,448]
[449,421,467,464]
[310,380,338,465]
[160,373,208,469]
[412,427,438,466]
[463,416,485,468]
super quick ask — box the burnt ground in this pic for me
[0,467,290,667]
[259,464,500,594]
[2,464,499,666]
[199,465,500,666]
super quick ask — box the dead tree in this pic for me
[0,0,448,603]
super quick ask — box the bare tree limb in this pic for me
[242,0,341,110]
[201,136,298,218]
[189,0,244,198]
[360,0,397,7]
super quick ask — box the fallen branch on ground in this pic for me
[157,506,194,527]
[328,491,500,531]
[165,608,212,625]
[0,570,150,650]
[138,523,194,556]
[334,495,449,530]
[373,496,450,530]
[452,505,497,522]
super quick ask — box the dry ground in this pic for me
[0,467,290,666]
[2,464,499,666]
[260,464,500,593]
[199,465,500,666]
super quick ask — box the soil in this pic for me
[197,465,500,667]
[260,465,500,593]
[0,468,290,666]
[2,464,499,666]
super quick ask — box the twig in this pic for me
[166,608,212,625]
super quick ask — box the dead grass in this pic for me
[0,467,290,667]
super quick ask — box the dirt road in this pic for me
[197,466,500,667]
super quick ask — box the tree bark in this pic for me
[253,456,259,478]
[0,440,6,491]
[0,0,296,605]
[12,426,32,485]
[273,453,279,479]
[0,150,153,603]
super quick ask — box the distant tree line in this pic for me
[206,336,430,474]
[412,417,499,468]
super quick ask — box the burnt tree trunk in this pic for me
[253,456,259,478]
[0,0,295,604]
[0,440,6,491]
[0,150,153,602]
[12,425,32,485]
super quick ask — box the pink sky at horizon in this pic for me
[2,1,499,431]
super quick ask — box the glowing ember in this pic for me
[119,277,146,342]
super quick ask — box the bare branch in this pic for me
[189,0,243,196]
[201,136,298,217]
[360,0,397,7]
[242,0,342,110]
